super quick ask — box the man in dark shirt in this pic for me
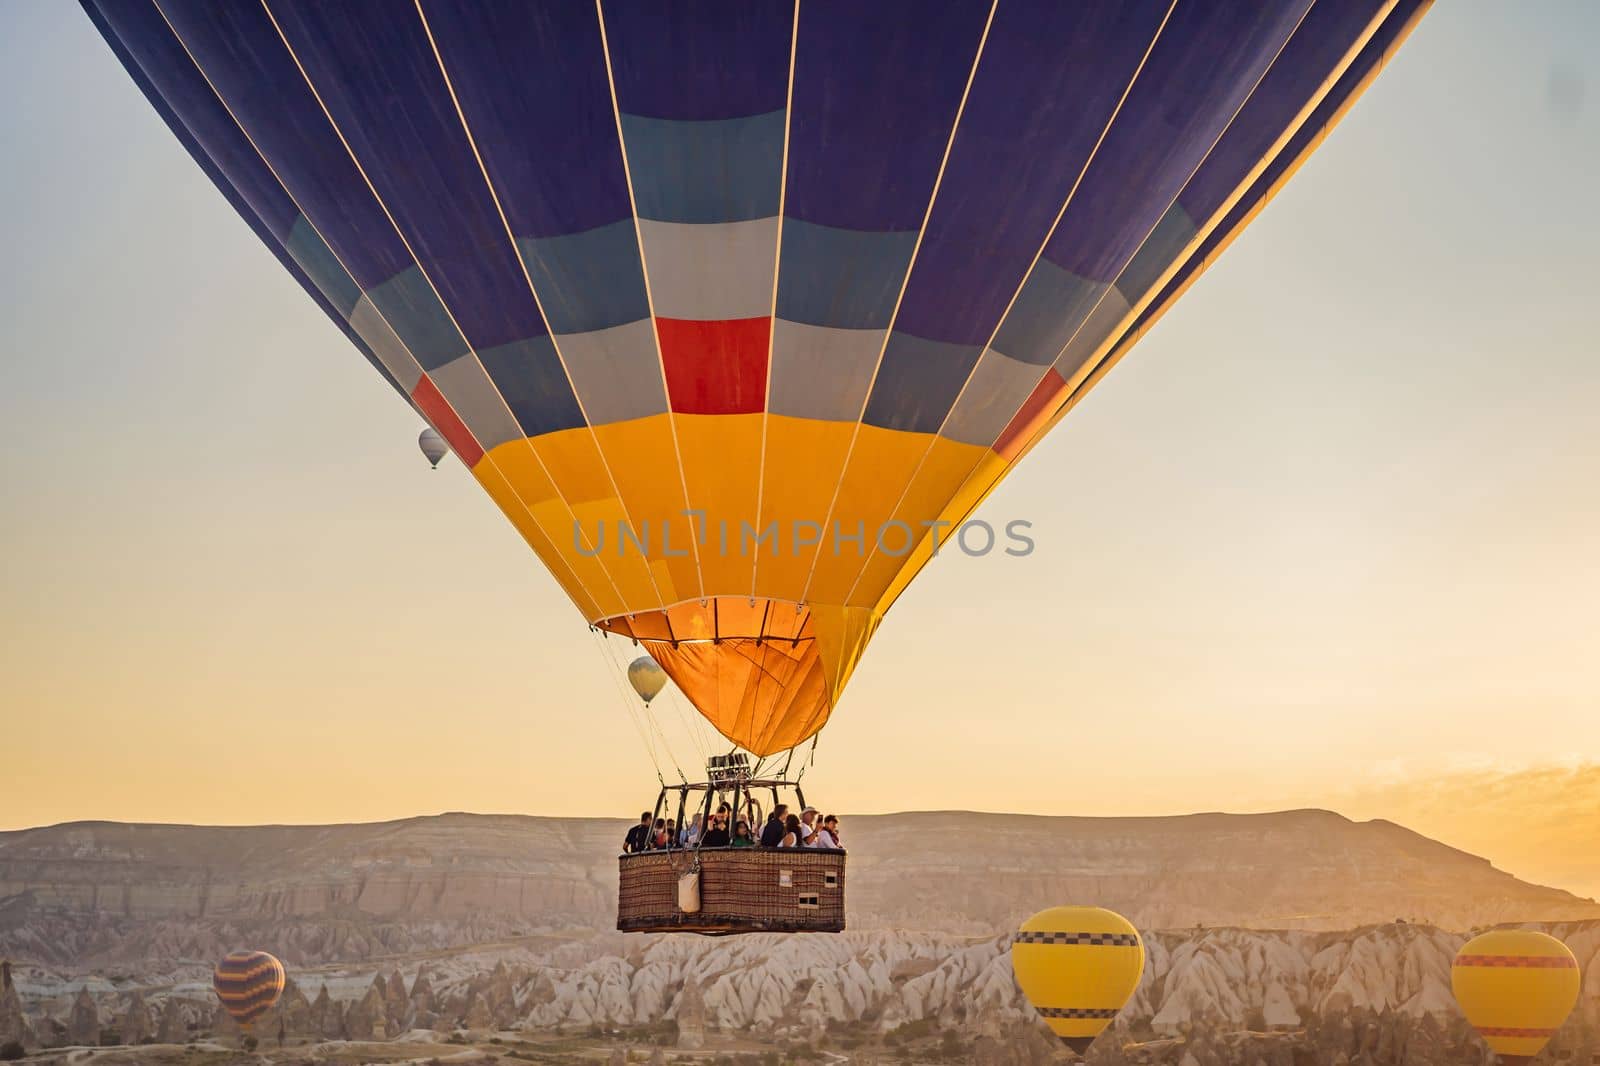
[759,804,789,848]
[700,814,731,848]
[623,811,652,854]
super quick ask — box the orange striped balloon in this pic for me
[212,950,286,1028]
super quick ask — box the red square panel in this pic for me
[656,317,770,415]
[994,368,1068,461]
[411,373,485,468]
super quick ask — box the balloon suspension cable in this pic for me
[624,645,697,783]
[663,682,717,771]
[587,627,669,785]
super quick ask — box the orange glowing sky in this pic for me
[2,4,1597,899]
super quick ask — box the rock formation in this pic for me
[3,811,1594,967]
[0,920,1597,1063]
[382,969,410,1031]
[119,988,152,1044]
[463,992,493,1036]
[275,978,314,1043]
[0,960,34,1049]
[411,969,436,1014]
[345,978,388,1041]
[66,987,99,1046]
[310,983,343,1040]
[675,977,705,1049]
[155,995,187,1044]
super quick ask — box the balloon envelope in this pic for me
[84,0,1429,754]
[1012,906,1144,1054]
[212,950,286,1028]
[1452,930,1580,1063]
[418,427,448,468]
[627,655,668,705]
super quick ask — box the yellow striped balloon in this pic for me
[212,950,287,1029]
[1451,930,1580,1064]
[1012,906,1145,1055]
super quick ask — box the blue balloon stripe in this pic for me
[268,1,554,354]
[783,0,988,232]
[518,222,652,338]
[620,112,785,225]
[88,1,299,242]
[776,222,917,332]
[1121,0,1430,356]
[1040,0,1314,284]
[862,332,982,435]
[1176,0,1389,225]
[888,0,1171,348]
[601,0,792,122]
[156,0,415,289]
[420,0,635,240]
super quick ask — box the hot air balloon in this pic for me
[627,655,668,705]
[212,950,286,1029]
[81,0,1429,760]
[418,427,448,469]
[1012,906,1144,1056]
[1452,930,1581,1064]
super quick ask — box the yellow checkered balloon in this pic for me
[1012,906,1144,1055]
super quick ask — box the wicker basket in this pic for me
[618,848,846,935]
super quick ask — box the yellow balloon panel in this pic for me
[529,428,662,611]
[1452,930,1580,1062]
[753,415,857,602]
[674,413,765,597]
[805,424,942,606]
[591,414,703,606]
[845,434,991,611]
[1012,906,1145,1054]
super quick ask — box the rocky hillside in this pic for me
[1,809,1594,967]
[4,921,1600,1064]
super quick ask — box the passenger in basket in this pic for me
[760,804,789,847]
[650,818,670,850]
[731,820,755,848]
[778,813,803,848]
[798,806,822,847]
[662,818,678,849]
[681,813,704,847]
[700,813,730,848]
[624,811,653,854]
[815,814,842,850]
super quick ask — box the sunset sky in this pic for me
[3,4,1597,899]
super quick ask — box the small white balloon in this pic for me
[628,656,668,704]
[418,428,448,469]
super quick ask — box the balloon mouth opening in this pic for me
[599,598,838,757]
[595,596,814,647]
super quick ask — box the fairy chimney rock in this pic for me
[156,996,187,1044]
[120,989,153,1045]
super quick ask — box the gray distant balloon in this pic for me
[418,428,448,469]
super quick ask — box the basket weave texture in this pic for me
[618,848,846,933]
